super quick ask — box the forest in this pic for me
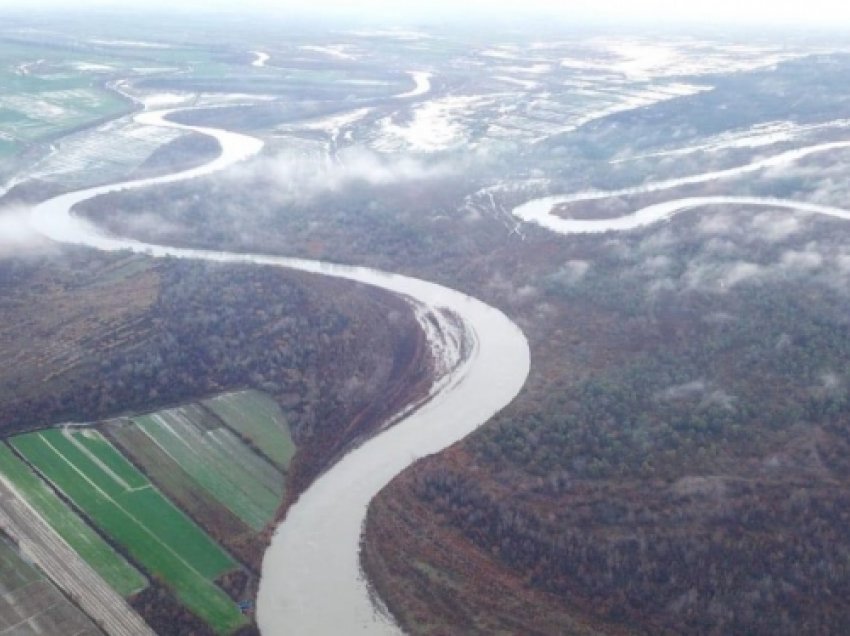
[41,47,850,636]
[362,207,850,634]
[0,247,431,498]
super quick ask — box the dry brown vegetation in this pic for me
[0,246,431,633]
[363,209,850,635]
[127,168,850,633]
[48,76,850,631]
[0,248,430,478]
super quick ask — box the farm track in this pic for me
[0,477,154,636]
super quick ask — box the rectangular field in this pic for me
[0,442,145,597]
[10,429,246,634]
[0,74,127,143]
[203,390,296,470]
[0,534,100,636]
[106,421,256,544]
[132,405,284,531]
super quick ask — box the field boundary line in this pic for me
[0,598,63,635]
[62,429,133,491]
[30,433,230,584]
[0,473,154,635]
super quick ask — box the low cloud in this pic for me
[647,277,676,295]
[118,211,186,242]
[819,371,842,391]
[655,380,706,401]
[780,248,823,271]
[486,271,540,306]
[696,211,737,236]
[231,147,458,205]
[695,208,807,245]
[655,379,736,411]
[683,260,765,292]
[704,311,737,325]
[703,388,736,411]
[642,254,673,274]
[703,238,739,257]
[809,370,845,399]
[551,259,590,285]
[0,206,53,256]
[630,211,850,296]
[761,150,850,209]
[750,212,802,242]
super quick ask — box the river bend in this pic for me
[28,108,531,634]
[513,141,850,235]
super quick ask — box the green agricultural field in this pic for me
[71,429,149,489]
[204,390,296,470]
[11,429,246,634]
[0,443,145,597]
[106,421,256,541]
[0,76,128,142]
[0,41,131,160]
[132,405,285,531]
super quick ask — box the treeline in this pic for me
[416,468,850,634]
[0,250,430,484]
[130,132,221,180]
[74,158,504,274]
[365,207,850,634]
[478,279,850,483]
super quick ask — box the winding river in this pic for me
[26,80,850,635]
[513,142,850,234]
[514,194,850,235]
[27,108,530,634]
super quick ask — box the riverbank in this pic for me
[27,106,530,635]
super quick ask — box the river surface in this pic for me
[396,71,432,99]
[513,140,850,234]
[27,108,530,634]
[28,86,848,636]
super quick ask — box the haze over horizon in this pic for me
[6,0,850,30]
